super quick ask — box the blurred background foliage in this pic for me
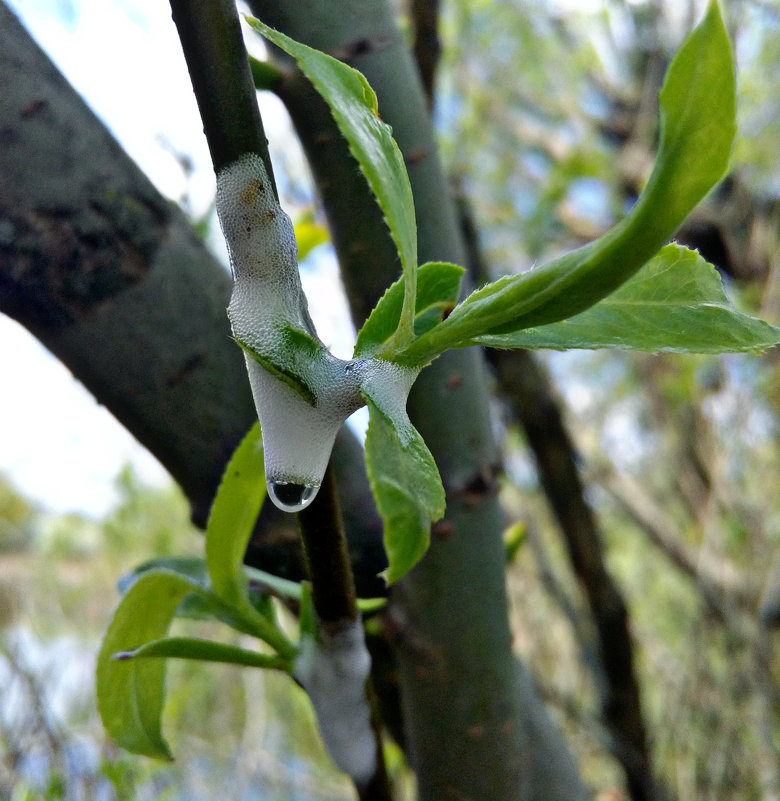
[1,0,778,799]
[0,468,357,800]
[432,0,779,798]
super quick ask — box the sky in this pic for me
[1,0,358,517]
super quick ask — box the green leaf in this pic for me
[245,565,305,602]
[248,55,282,91]
[118,555,279,634]
[280,325,324,359]
[236,339,317,405]
[395,1,737,366]
[116,556,272,635]
[205,423,296,658]
[206,423,265,609]
[97,571,199,759]
[354,262,465,358]
[504,522,527,564]
[363,397,445,583]
[474,245,780,352]
[116,636,293,672]
[650,0,736,221]
[298,581,317,641]
[356,596,388,614]
[246,18,418,349]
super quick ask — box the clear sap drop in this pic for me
[268,480,319,513]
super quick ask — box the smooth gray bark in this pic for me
[0,4,253,525]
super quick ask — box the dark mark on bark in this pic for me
[328,34,397,63]
[168,352,207,387]
[449,462,500,507]
[406,148,430,165]
[21,99,48,119]
[0,188,170,331]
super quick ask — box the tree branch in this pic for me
[298,464,392,800]
[169,0,272,177]
[453,66,662,801]
[455,169,659,800]
[298,463,358,624]
[410,0,442,109]
[491,347,663,801]
[0,2,253,526]
[593,463,735,622]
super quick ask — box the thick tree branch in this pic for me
[456,181,659,801]
[0,3,252,526]
[453,141,659,799]
[442,38,660,801]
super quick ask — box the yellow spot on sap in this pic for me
[239,179,263,207]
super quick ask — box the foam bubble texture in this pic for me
[243,354,360,489]
[216,153,312,348]
[294,617,376,785]
[216,153,421,512]
[358,360,419,445]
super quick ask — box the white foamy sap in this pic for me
[294,617,376,785]
[216,153,421,512]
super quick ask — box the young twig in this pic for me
[299,464,392,800]
[169,2,390,796]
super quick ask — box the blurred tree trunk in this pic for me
[0,3,587,799]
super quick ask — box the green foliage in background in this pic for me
[1,467,357,800]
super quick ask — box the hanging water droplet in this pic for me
[268,480,319,513]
